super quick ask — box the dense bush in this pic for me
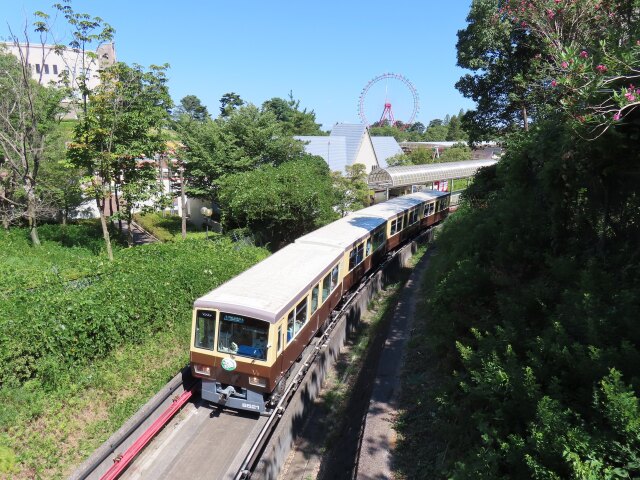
[396,119,640,478]
[0,237,268,389]
[0,222,112,294]
[133,213,197,242]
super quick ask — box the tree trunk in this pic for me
[522,105,529,132]
[96,195,114,261]
[114,183,123,234]
[25,179,41,246]
[180,167,187,240]
[127,216,133,247]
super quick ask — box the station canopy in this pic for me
[367,159,497,188]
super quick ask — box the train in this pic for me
[189,190,451,414]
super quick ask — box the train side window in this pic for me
[311,285,319,313]
[408,209,418,225]
[322,273,331,302]
[294,298,307,335]
[390,218,398,236]
[194,310,215,350]
[366,239,372,257]
[348,248,357,271]
[277,326,282,352]
[287,311,294,342]
[372,226,385,250]
[330,264,339,291]
[349,244,364,271]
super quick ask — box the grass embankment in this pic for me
[0,224,268,478]
[133,212,209,242]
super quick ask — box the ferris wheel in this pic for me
[358,73,420,127]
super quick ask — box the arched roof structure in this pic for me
[368,159,497,188]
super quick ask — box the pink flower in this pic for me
[595,64,607,73]
[613,112,621,121]
[579,50,588,58]
[551,80,558,87]
[561,61,569,68]
[547,9,555,19]
[625,92,636,102]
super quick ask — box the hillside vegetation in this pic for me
[395,1,640,478]
[0,226,268,477]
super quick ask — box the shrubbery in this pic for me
[0,236,268,389]
[396,120,640,478]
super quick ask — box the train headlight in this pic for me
[193,364,211,377]
[248,376,267,388]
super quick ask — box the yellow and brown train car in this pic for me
[190,190,450,414]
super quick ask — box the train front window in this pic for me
[195,310,216,350]
[218,313,268,360]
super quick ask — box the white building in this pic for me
[1,41,116,117]
[295,123,402,174]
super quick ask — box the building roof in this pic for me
[294,136,348,172]
[330,123,367,167]
[193,242,343,323]
[295,123,374,174]
[368,160,498,188]
[370,136,403,168]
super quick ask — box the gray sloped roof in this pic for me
[330,123,367,167]
[368,159,498,187]
[370,136,402,168]
[295,136,348,172]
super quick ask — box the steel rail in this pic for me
[99,388,194,480]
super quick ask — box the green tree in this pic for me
[332,163,370,216]
[262,92,324,135]
[438,143,472,162]
[39,121,85,225]
[175,103,307,203]
[0,38,65,245]
[456,0,543,141]
[219,92,244,117]
[68,62,172,257]
[174,94,209,121]
[218,156,338,249]
[445,114,468,141]
[423,124,448,141]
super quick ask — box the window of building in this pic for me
[35,64,41,74]
[194,310,215,350]
[53,64,58,75]
[43,64,49,74]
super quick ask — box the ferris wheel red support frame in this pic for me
[358,73,419,127]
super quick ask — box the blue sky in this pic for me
[1,1,476,131]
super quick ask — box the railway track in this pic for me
[70,231,433,480]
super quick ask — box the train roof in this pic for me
[296,190,449,251]
[193,242,343,324]
[295,215,386,250]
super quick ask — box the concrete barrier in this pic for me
[251,232,432,479]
